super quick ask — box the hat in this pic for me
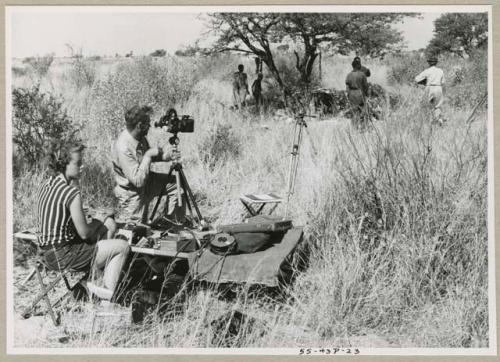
[427,56,438,64]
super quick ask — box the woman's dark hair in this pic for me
[352,59,361,70]
[44,139,85,176]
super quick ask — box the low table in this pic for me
[130,227,305,288]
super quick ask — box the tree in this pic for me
[426,13,488,58]
[150,49,167,57]
[206,13,412,96]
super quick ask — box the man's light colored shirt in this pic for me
[415,66,445,86]
[112,129,152,190]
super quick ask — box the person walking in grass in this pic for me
[37,139,130,301]
[346,58,370,130]
[415,56,446,126]
[233,64,249,110]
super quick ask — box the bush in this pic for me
[12,66,28,77]
[86,56,198,134]
[150,49,167,57]
[67,58,97,89]
[22,54,54,79]
[443,50,487,109]
[12,85,80,170]
[197,123,241,169]
[386,51,427,85]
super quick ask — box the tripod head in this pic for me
[294,112,316,127]
[168,132,180,146]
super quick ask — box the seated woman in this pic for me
[37,140,130,300]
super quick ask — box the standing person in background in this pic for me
[415,56,446,126]
[37,140,130,301]
[346,58,370,130]
[354,56,371,78]
[232,64,249,110]
[252,72,264,112]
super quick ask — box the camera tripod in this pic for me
[148,133,204,228]
[284,112,316,218]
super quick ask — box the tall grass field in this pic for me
[10,49,489,349]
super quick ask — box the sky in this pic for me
[8,8,445,59]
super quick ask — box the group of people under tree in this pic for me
[232,63,264,112]
[37,106,187,301]
[346,55,446,130]
[232,52,445,129]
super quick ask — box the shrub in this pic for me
[12,66,28,77]
[197,123,241,169]
[444,49,487,109]
[67,58,97,89]
[86,56,198,133]
[22,54,54,79]
[12,85,80,170]
[150,49,167,57]
[386,51,427,85]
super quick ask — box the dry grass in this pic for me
[11,51,489,349]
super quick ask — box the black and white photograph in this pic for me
[5,5,494,354]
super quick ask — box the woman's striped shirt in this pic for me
[37,174,80,248]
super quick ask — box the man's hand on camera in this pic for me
[145,146,162,159]
[162,148,181,162]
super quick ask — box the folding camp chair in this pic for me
[239,193,283,217]
[14,231,88,327]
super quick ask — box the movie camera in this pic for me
[154,108,194,136]
[148,107,206,230]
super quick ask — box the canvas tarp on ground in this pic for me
[187,227,304,287]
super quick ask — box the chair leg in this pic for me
[21,267,37,286]
[21,264,62,326]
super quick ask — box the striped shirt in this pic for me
[37,174,80,249]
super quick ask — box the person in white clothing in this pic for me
[415,56,446,126]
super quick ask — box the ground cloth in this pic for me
[187,227,304,287]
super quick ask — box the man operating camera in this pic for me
[112,105,186,225]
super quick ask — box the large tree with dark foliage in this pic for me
[207,13,411,95]
[427,13,488,58]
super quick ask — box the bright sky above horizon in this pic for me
[8,8,444,59]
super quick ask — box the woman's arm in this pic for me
[69,193,101,240]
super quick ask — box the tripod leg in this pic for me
[173,171,194,220]
[149,167,175,224]
[286,122,299,198]
[183,190,195,220]
[289,125,303,195]
[177,168,203,223]
[175,170,183,207]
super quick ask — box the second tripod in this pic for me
[284,112,316,217]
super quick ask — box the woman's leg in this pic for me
[93,239,130,292]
